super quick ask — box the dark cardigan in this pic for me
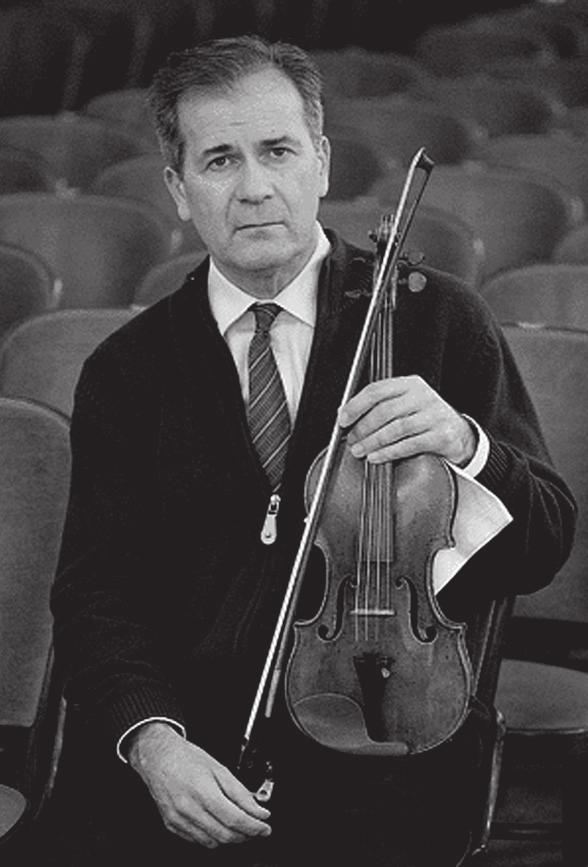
[51,231,576,769]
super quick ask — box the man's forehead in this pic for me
[177,69,308,147]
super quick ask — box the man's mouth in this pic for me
[236,221,283,231]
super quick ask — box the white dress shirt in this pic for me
[208,224,331,422]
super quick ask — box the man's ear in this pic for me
[164,166,191,222]
[318,135,330,200]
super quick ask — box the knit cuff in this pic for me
[98,683,187,756]
[475,436,512,493]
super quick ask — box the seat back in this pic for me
[485,56,588,108]
[48,0,159,100]
[0,243,56,339]
[0,309,138,417]
[324,131,388,202]
[0,116,151,191]
[371,164,584,281]
[90,154,205,254]
[502,326,588,624]
[414,24,553,77]
[552,222,588,265]
[319,198,485,288]
[0,6,91,116]
[311,48,432,98]
[133,251,208,308]
[0,147,57,195]
[0,398,71,730]
[481,264,588,331]
[411,76,563,137]
[474,134,588,212]
[465,6,588,59]
[83,88,159,150]
[554,106,588,139]
[0,193,176,309]
[325,95,484,170]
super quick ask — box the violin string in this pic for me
[364,336,376,643]
[357,263,396,643]
[356,430,369,645]
[383,287,394,619]
[364,314,382,643]
[375,296,386,642]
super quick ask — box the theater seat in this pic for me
[0,242,56,340]
[0,115,152,192]
[0,309,139,418]
[480,263,588,331]
[90,155,205,254]
[0,193,177,309]
[0,398,70,860]
[371,163,584,281]
[552,222,588,266]
[490,325,588,866]
[473,133,588,213]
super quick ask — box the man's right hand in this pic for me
[127,721,272,849]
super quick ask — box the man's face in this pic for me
[165,68,330,296]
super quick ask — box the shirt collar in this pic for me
[208,223,331,335]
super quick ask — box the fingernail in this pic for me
[350,443,363,457]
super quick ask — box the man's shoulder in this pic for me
[408,263,496,325]
[87,266,209,372]
[87,298,172,371]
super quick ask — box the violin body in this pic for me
[285,444,473,756]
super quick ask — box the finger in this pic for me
[163,811,220,848]
[364,431,438,464]
[204,801,271,841]
[216,767,272,821]
[348,407,423,455]
[338,379,409,428]
[195,776,271,839]
[345,397,406,446]
[171,794,268,846]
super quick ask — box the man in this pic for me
[47,35,575,867]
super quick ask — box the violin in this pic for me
[237,148,473,797]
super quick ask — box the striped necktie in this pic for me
[247,303,291,490]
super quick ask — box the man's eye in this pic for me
[270,147,290,159]
[208,155,231,170]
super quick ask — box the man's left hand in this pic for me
[338,375,476,467]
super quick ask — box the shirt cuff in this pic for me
[456,415,489,478]
[116,716,187,763]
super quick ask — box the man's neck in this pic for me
[210,227,323,300]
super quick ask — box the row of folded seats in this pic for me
[2,241,588,419]
[1,2,588,859]
[2,1,588,116]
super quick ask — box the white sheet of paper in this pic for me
[432,463,513,594]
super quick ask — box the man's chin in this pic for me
[233,238,293,272]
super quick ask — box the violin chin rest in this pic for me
[290,693,410,756]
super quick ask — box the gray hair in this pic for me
[148,34,325,174]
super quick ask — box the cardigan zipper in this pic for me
[260,492,281,545]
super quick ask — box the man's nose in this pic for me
[236,157,273,202]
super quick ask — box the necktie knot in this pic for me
[251,302,282,336]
